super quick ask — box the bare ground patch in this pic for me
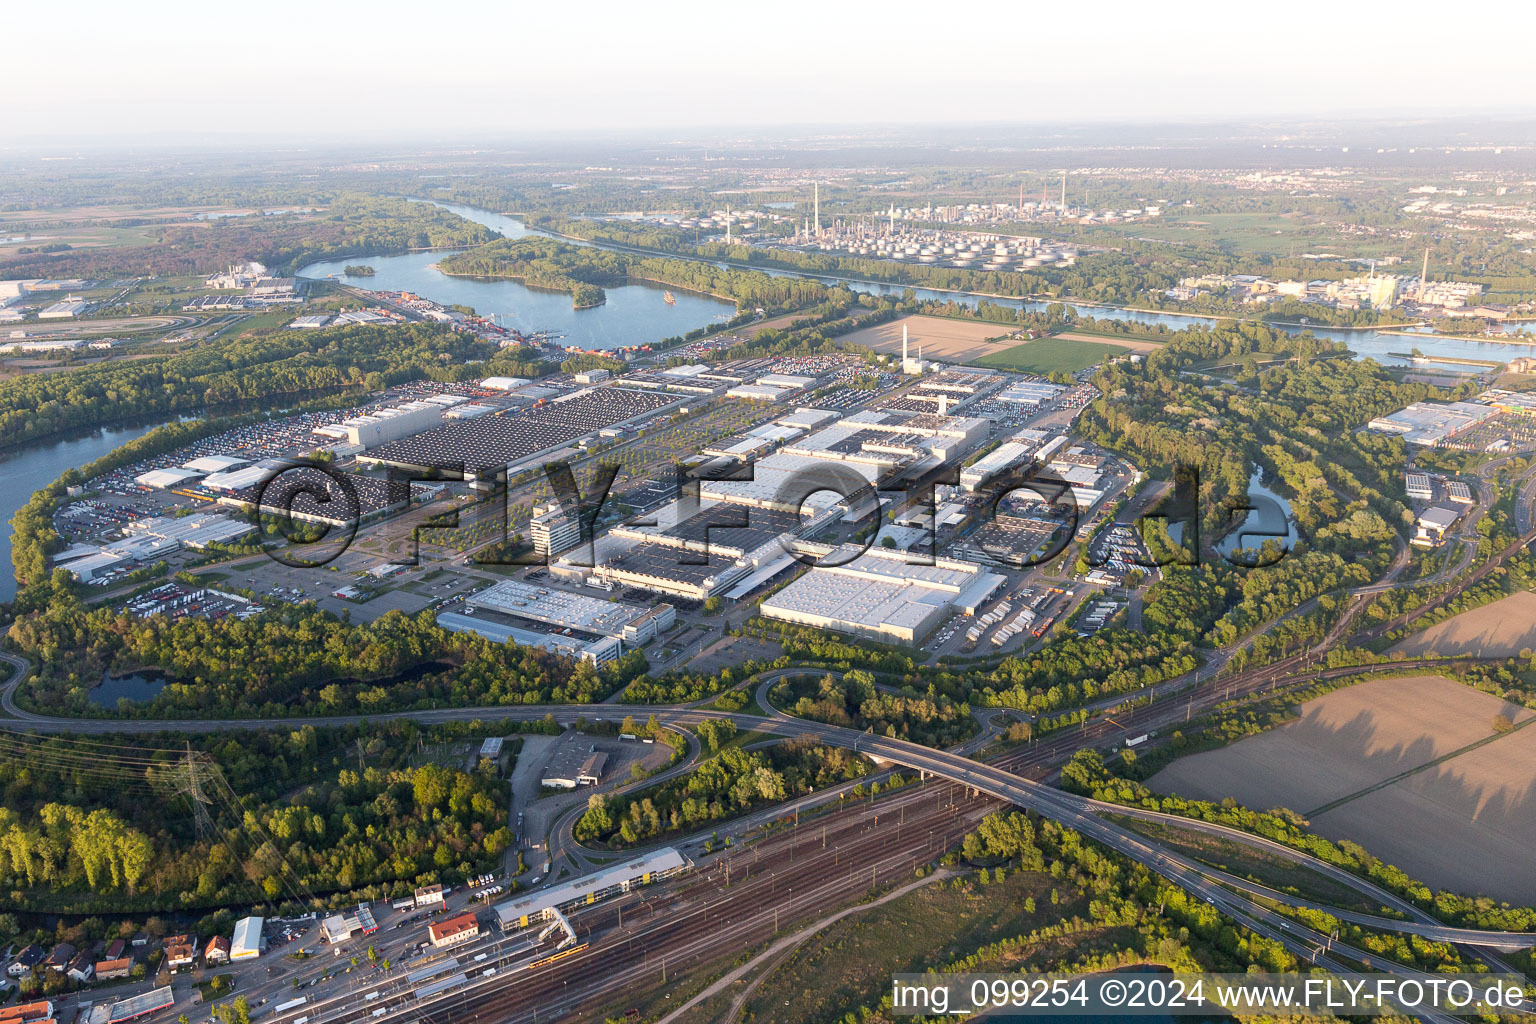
[1390,590,1536,658]
[1148,675,1536,901]
[839,314,1020,362]
[1311,724,1536,903]
[1150,676,1529,812]
[1051,331,1164,353]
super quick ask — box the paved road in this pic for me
[9,462,1536,1002]
[4,643,1532,954]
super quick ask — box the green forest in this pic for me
[438,236,832,313]
[1074,320,1438,667]
[0,722,516,916]
[574,733,873,846]
[0,195,496,279]
[9,581,649,718]
[773,670,975,747]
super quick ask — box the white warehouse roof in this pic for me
[184,455,250,474]
[136,467,204,489]
[494,848,687,928]
[231,916,263,960]
[200,466,272,492]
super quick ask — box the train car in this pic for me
[528,943,588,970]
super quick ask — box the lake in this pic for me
[327,201,1536,369]
[1217,467,1298,562]
[297,202,737,352]
[0,421,170,602]
[92,670,167,708]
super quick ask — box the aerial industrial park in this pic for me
[42,307,1123,672]
[12,18,1536,1023]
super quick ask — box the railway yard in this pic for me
[16,77,1536,1024]
[22,340,1536,1023]
[12,236,1536,1024]
[12,331,1536,1024]
[287,783,985,1024]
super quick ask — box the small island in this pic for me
[343,264,376,277]
[438,237,614,309]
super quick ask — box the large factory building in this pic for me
[761,546,1004,646]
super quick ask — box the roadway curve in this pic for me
[5,650,1528,955]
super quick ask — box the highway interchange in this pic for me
[5,463,1536,1022]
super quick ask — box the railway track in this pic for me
[991,654,1497,779]
[405,780,990,1024]
[12,486,1536,1023]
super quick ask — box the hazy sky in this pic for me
[12,0,1536,139]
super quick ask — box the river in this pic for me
[0,421,169,602]
[802,280,1536,371]
[392,201,1536,371]
[6,206,1520,598]
[297,202,737,352]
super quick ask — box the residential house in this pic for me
[66,952,95,983]
[6,945,44,979]
[94,957,133,981]
[43,943,76,972]
[163,935,196,971]
[204,936,230,966]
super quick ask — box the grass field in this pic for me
[1390,590,1536,658]
[737,867,1103,1023]
[1148,675,1536,901]
[973,335,1129,374]
[1050,329,1165,353]
[1089,211,1402,259]
[1108,816,1381,912]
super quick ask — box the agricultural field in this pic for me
[1390,590,1536,658]
[973,335,1130,374]
[1149,676,1536,900]
[839,314,1019,363]
[1051,330,1164,353]
[1311,722,1536,904]
[1088,210,1405,259]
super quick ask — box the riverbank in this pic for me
[299,247,734,351]
[373,201,1536,370]
[1388,352,1503,369]
[1377,327,1536,345]
[0,421,174,602]
[500,211,1428,333]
